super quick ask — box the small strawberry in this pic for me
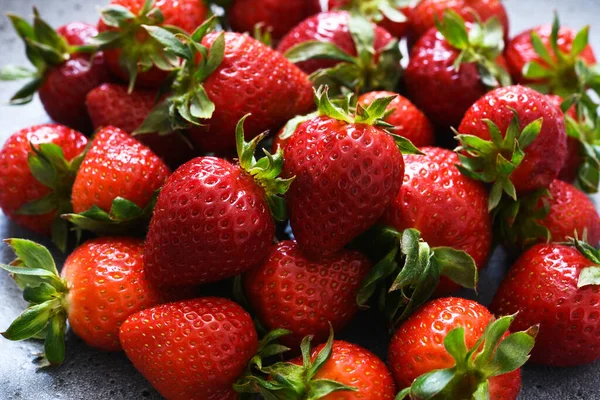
[144,116,291,287]
[405,10,510,128]
[328,0,413,38]
[243,240,372,348]
[0,9,112,131]
[456,85,567,210]
[120,297,258,400]
[0,124,88,251]
[491,239,600,366]
[85,83,196,167]
[0,237,183,365]
[390,297,537,400]
[64,126,171,235]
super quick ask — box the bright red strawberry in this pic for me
[491,240,600,366]
[389,297,536,400]
[1,237,184,364]
[405,10,510,128]
[1,11,112,131]
[456,85,567,209]
[328,0,413,38]
[85,83,196,167]
[243,240,372,347]
[0,124,87,250]
[144,118,290,287]
[120,297,258,400]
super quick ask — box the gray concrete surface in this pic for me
[1,0,600,399]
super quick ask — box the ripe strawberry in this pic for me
[144,117,291,287]
[456,85,567,209]
[390,297,536,400]
[0,124,87,251]
[506,15,596,97]
[120,297,258,400]
[85,83,196,167]
[491,239,600,366]
[95,0,208,88]
[243,240,372,347]
[405,10,510,128]
[0,237,183,365]
[65,126,170,234]
[328,0,413,38]
[1,10,112,131]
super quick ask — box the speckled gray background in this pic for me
[1,0,600,399]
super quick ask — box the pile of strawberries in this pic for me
[1,0,600,399]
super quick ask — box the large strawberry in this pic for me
[491,239,600,366]
[95,0,208,89]
[120,297,258,400]
[144,117,291,287]
[328,0,413,38]
[243,240,372,347]
[456,85,567,210]
[64,126,171,235]
[0,237,183,365]
[85,83,196,167]
[390,297,537,400]
[405,10,510,128]
[1,10,112,131]
[0,124,88,251]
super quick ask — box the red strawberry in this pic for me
[405,10,510,128]
[144,117,290,287]
[229,0,321,40]
[1,11,112,131]
[389,297,536,400]
[243,240,372,347]
[491,239,600,366]
[85,83,196,167]
[456,85,567,209]
[0,124,87,250]
[328,0,413,38]
[120,297,258,400]
[545,94,582,183]
[1,237,183,364]
[96,0,208,88]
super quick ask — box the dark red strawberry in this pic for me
[456,85,567,209]
[0,124,87,250]
[120,297,258,400]
[390,297,536,400]
[1,10,112,131]
[243,240,372,347]
[405,10,510,128]
[328,0,413,38]
[85,83,196,167]
[491,239,600,366]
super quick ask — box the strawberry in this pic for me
[545,95,582,183]
[491,239,600,366]
[65,126,171,235]
[228,0,321,40]
[0,237,183,365]
[95,0,208,89]
[456,85,567,210]
[243,240,372,347]
[390,297,537,400]
[405,10,510,128]
[1,10,112,131]
[0,124,88,251]
[506,15,596,98]
[327,0,413,38]
[410,0,509,40]
[120,297,258,400]
[144,117,291,287]
[85,83,196,167]
[276,11,402,94]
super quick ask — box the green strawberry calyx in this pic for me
[336,0,411,25]
[436,10,511,89]
[567,235,600,288]
[283,13,402,95]
[396,315,538,400]
[353,226,479,328]
[455,109,543,211]
[235,327,357,399]
[0,8,98,104]
[0,239,70,366]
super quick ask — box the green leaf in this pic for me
[284,41,356,64]
[436,10,469,50]
[51,217,69,254]
[488,330,536,376]
[518,118,543,149]
[109,198,145,221]
[571,26,590,58]
[443,328,468,367]
[307,379,357,399]
[28,150,57,188]
[0,65,37,80]
[5,238,58,275]
[100,5,136,27]
[32,8,68,54]
[529,31,555,67]
[203,32,225,79]
[348,13,375,64]
[523,61,553,79]
[8,77,43,105]
[189,86,215,119]
[7,13,35,41]
[143,25,191,60]
[474,315,514,369]
[578,266,600,288]
[44,313,67,365]
[473,381,491,400]
[16,193,58,215]
[23,282,58,304]
[433,247,478,289]
[1,301,54,341]
[134,99,174,136]
[409,368,456,399]
[308,328,334,379]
